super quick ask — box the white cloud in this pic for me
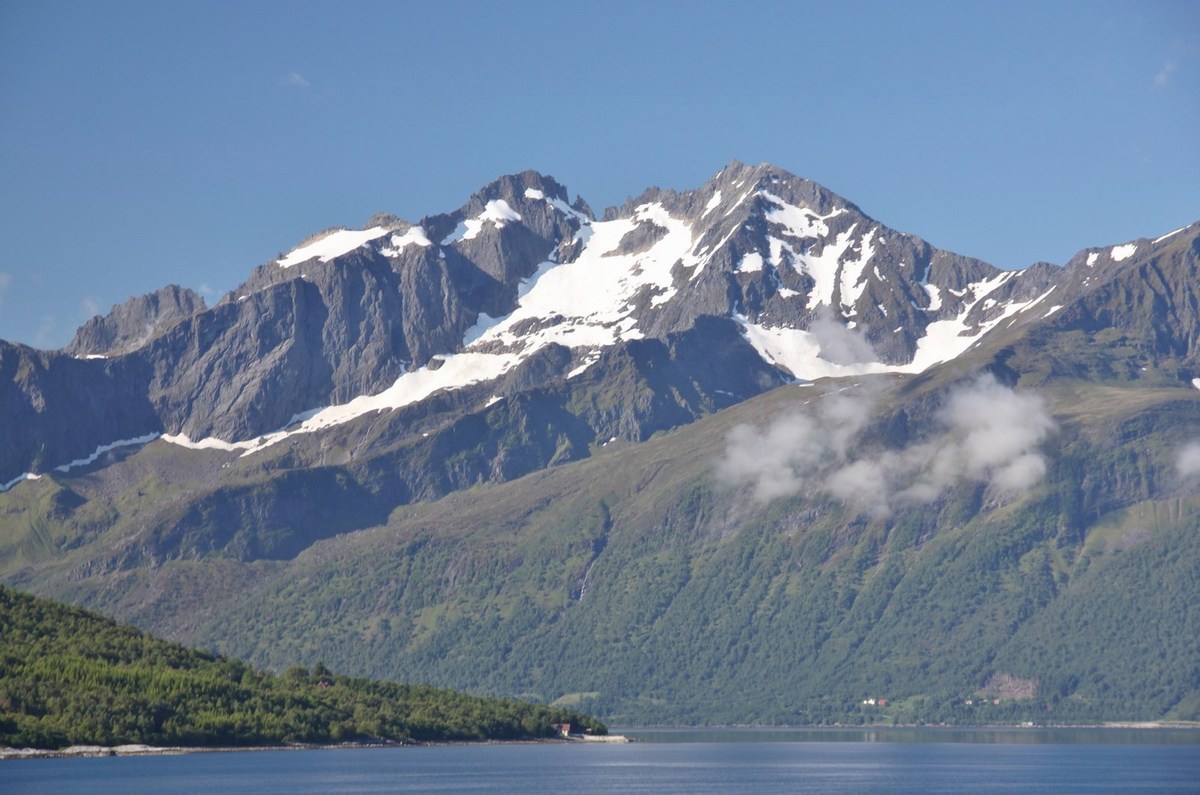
[809,307,876,365]
[718,373,1056,515]
[284,72,310,89]
[0,272,10,306]
[81,296,101,318]
[906,373,1056,499]
[33,314,59,349]
[825,455,895,517]
[1178,441,1200,481]
[716,387,876,504]
[1153,61,1176,89]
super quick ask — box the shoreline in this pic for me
[4,724,1194,760]
[0,735,631,761]
[0,742,400,761]
[618,721,1200,731]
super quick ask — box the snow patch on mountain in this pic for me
[738,252,765,272]
[737,315,892,381]
[567,353,602,379]
[905,280,1051,372]
[163,352,522,457]
[1111,243,1138,262]
[464,202,694,355]
[839,228,877,311]
[442,200,523,245]
[724,189,754,217]
[1155,227,1185,244]
[379,227,433,256]
[796,226,858,311]
[463,311,502,346]
[735,270,1051,381]
[760,191,845,239]
[767,237,793,269]
[524,189,589,224]
[300,352,518,432]
[0,472,41,493]
[2,432,161,491]
[278,227,390,268]
[54,433,160,473]
[702,191,722,217]
[161,433,255,453]
[924,284,943,311]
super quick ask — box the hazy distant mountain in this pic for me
[2,163,1198,725]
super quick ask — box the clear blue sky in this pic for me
[1,0,1196,348]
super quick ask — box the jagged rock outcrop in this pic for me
[64,285,206,357]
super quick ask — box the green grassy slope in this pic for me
[178,377,1200,725]
[4,372,1199,726]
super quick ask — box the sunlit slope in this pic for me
[179,374,1200,724]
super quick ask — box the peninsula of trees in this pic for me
[0,585,605,749]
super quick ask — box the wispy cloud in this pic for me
[284,72,310,90]
[902,374,1055,499]
[33,314,59,349]
[716,387,874,503]
[81,296,101,318]
[1178,441,1200,481]
[1153,61,1177,89]
[809,307,876,365]
[0,272,11,306]
[718,374,1056,516]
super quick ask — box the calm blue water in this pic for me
[5,730,1200,794]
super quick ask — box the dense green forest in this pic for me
[0,585,605,749]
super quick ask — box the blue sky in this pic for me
[0,0,1196,348]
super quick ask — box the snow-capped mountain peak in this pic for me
[4,164,1196,489]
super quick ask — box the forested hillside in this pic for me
[0,585,604,749]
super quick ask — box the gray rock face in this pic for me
[0,342,160,482]
[64,285,206,357]
[1006,224,1200,380]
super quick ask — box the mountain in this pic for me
[1,162,1077,487]
[1,162,1199,725]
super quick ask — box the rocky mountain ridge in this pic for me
[5,162,1194,491]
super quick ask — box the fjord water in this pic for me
[6,730,1200,794]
